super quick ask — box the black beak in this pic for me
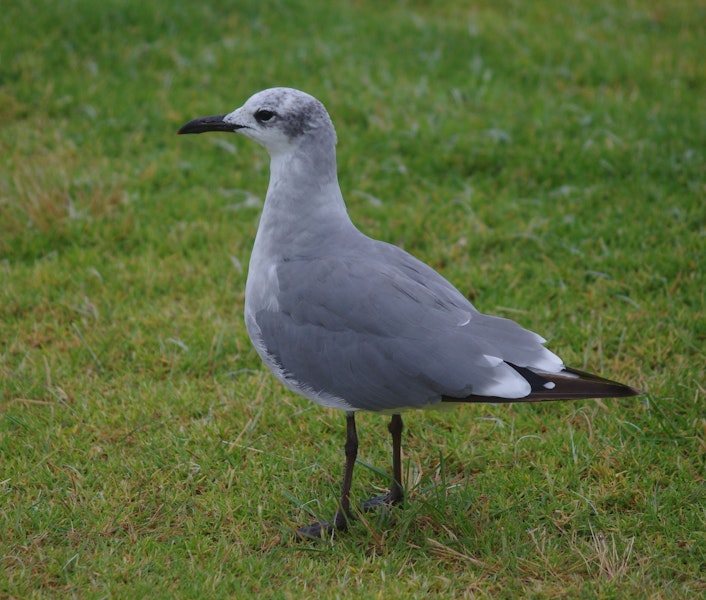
[177,115,243,135]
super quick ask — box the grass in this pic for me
[1,0,704,597]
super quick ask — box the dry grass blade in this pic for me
[426,538,487,569]
[575,525,636,582]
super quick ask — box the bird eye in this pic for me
[255,109,276,124]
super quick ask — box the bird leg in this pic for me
[296,413,404,540]
[362,413,405,510]
[296,412,358,539]
[334,411,359,528]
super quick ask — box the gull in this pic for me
[178,88,641,539]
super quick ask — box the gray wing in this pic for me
[251,240,563,412]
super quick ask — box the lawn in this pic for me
[1,0,704,597]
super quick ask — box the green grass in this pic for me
[1,0,704,597]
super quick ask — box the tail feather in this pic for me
[443,365,643,404]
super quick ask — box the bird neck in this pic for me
[254,143,355,256]
[266,141,351,223]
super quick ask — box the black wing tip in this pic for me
[443,365,645,404]
[561,366,645,397]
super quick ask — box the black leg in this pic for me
[362,413,405,510]
[296,412,358,539]
[388,413,404,505]
[296,412,404,540]
[333,412,358,529]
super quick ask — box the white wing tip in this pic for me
[534,348,564,373]
[479,365,532,399]
[483,353,504,367]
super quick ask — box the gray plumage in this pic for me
[178,88,641,537]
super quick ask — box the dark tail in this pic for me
[442,365,644,404]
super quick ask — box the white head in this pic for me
[178,87,337,158]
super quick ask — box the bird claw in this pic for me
[295,520,333,540]
[296,491,404,540]
[361,490,404,512]
[295,510,351,540]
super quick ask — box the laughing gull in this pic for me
[178,88,641,539]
